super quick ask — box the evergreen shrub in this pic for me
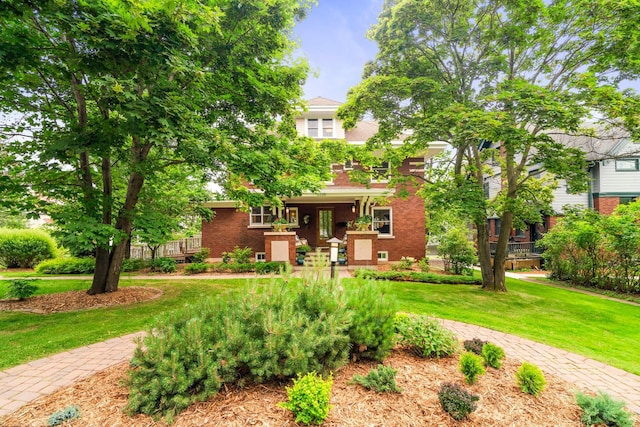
[463,338,487,355]
[482,342,505,369]
[459,352,485,384]
[148,257,177,273]
[0,228,57,268]
[5,279,39,300]
[516,362,546,396]
[438,382,479,421]
[48,405,81,426]
[278,372,333,425]
[345,281,397,361]
[575,391,634,427]
[35,257,95,274]
[184,262,209,274]
[395,315,458,358]
[350,364,401,393]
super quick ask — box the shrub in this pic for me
[417,257,430,272]
[459,352,485,384]
[350,364,401,393]
[482,342,505,369]
[437,227,477,275]
[35,257,95,274]
[353,269,482,285]
[192,248,210,264]
[0,228,57,268]
[5,279,39,300]
[254,261,286,274]
[395,315,458,358]
[222,246,252,264]
[438,382,479,421]
[184,262,209,274]
[516,362,546,396]
[392,256,415,271]
[463,338,487,355]
[575,391,634,427]
[345,281,397,361]
[48,405,81,427]
[122,258,147,272]
[227,262,253,273]
[278,372,333,425]
[148,257,177,273]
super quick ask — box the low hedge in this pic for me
[353,269,482,285]
[0,228,57,268]
[35,257,96,274]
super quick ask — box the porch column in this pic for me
[346,230,378,266]
[264,232,296,264]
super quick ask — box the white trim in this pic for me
[372,206,392,236]
[255,252,266,262]
[377,251,389,262]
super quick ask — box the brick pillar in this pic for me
[346,231,378,266]
[264,232,296,264]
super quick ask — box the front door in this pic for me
[317,208,334,247]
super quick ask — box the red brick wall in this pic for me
[201,209,266,259]
[593,196,620,215]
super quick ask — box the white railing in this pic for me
[129,235,202,260]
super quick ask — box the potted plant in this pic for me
[272,218,289,232]
[354,215,372,231]
[296,244,311,255]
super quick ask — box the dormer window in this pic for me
[307,118,334,138]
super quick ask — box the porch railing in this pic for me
[489,242,543,257]
[130,235,202,260]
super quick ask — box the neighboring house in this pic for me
[201,97,447,265]
[484,126,640,247]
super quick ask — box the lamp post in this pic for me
[327,237,342,280]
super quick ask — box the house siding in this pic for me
[551,179,590,213]
[597,159,640,194]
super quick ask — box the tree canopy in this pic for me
[339,0,640,291]
[0,0,328,293]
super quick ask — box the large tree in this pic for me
[0,0,330,294]
[339,0,640,291]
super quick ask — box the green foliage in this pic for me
[184,263,208,275]
[345,281,398,361]
[127,275,353,421]
[516,362,546,397]
[437,227,477,275]
[463,338,487,355]
[350,364,401,393]
[417,257,430,272]
[459,352,486,384]
[438,382,479,421]
[482,342,505,369]
[191,248,210,264]
[278,372,333,425]
[254,261,287,274]
[122,258,147,272]
[0,228,57,268]
[395,315,459,358]
[35,257,96,274]
[354,269,481,285]
[48,405,81,427]
[575,391,634,427]
[221,246,253,265]
[5,279,39,300]
[148,258,177,273]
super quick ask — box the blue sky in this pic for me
[294,0,384,102]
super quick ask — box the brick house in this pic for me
[201,97,447,265]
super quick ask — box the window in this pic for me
[615,159,639,171]
[494,218,501,236]
[250,206,275,226]
[373,207,392,236]
[483,181,490,199]
[371,161,390,182]
[620,196,637,205]
[307,118,334,138]
[377,251,389,261]
[255,252,266,262]
[515,228,526,238]
[344,159,353,170]
[286,207,299,226]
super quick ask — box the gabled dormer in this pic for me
[296,96,345,139]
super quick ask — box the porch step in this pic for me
[304,251,330,268]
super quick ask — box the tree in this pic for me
[339,0,640,291]
[0,0,329,294]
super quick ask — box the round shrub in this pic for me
[482,342,505,369]
[395,315,459,358]
[463,338,487,355]
[184,262,209,275]
[438,382,479,421]
[459,352,486,384]
[5,279,39,300]
[278,372,333,425]
[516,362,546,397]
[0,228,57,268]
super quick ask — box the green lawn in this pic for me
[1,275,639,376]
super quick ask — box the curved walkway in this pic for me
[1,322,639,420]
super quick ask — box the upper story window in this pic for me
[307,118,334,138]
[250,206,275,226]
[615,158,639,171]
[371,161,390,183]
[344,159,354,170]
[372,207,392,236]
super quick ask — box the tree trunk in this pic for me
[475,220,495,289]
[88,247,111,295]
[485,212,514,292]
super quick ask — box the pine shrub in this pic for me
[516,362,546,396]
[0,228,57,268]
[35,257,95,274]
[350,364,401,393]
[576,391,634,427]
[481,342,505,369]
[278,372,333,425]
[438,382,479,421]
[345,281,397,361]
[395,315,459,358]
[459,352,486,384]
[463,338,487,355]
[48,405,80,426]
[184,262,209,274]
[5,279,39,300]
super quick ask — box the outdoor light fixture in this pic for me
[327,237,342,279]
[351,204,356,213]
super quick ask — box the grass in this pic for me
[1,274,639,376]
